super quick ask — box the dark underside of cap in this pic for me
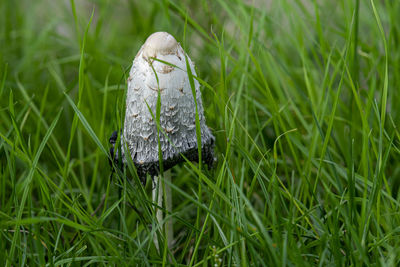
[109,131,215,182]
[135,137,215,179]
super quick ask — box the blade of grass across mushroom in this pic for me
[143,93,228,206]
[144,58,177,258]
[142,76,222,256]
[133,30,216,258]
[7,108,62,264]
[184,53,202,169]
[143,94,174,256]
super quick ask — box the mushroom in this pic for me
[124,31,215,178]
[110,32,215,249]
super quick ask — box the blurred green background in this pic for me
[1,0,400,266]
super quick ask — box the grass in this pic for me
[1,0,400,265]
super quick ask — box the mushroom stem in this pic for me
[152,175,163,250]
[164,170,173,249]
[152,170,173,251]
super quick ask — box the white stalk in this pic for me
[152,170,173,251]
[164,170,173,249]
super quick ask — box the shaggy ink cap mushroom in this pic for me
[111,32,215,180]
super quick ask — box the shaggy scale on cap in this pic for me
[110,32,215,180]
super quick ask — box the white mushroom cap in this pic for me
[142,32,179,59]
[122,32,215,178]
